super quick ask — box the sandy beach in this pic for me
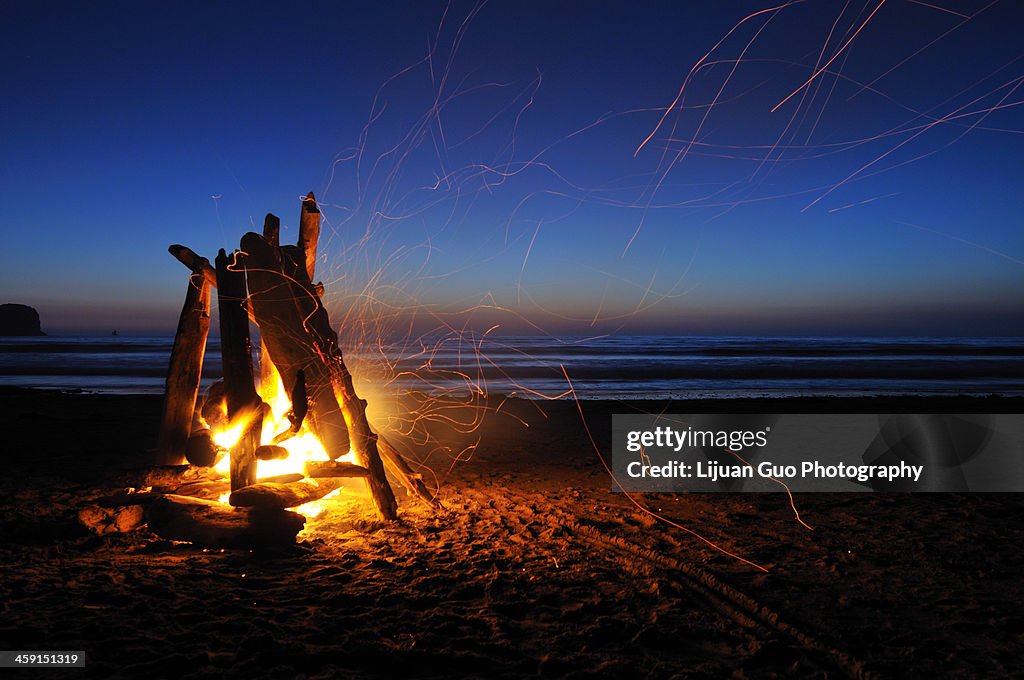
[1,388,1022,678]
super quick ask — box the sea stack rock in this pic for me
[0,304,45,336]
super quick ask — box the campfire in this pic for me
[145,192,437,547]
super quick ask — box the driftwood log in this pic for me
[147,494,305,548]
[255,444,289,461]
[216,249,262,492]
[170,479,229,501]
[262,212,280,248]
[377,436,439,507]
[100,473,307,507]
[171,473,309,502]
[168,245,218,288]
[229,478,342,510]
[143,465,223,490]
[199,379,228,429]
[184,428,222,467]
[304,460,370,478]
[298,192,320,282]
[258,214,281,399]
[155,271,212,465]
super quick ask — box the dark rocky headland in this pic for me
[0,303,45,336]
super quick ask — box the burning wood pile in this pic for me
[131,193,436,547]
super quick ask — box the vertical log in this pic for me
[262,213,281,248]
[215,249,262,492]
[259,213,283,398]
[155,273,211,465]
[297,192,320,283]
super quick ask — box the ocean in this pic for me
[0,335,1021,399]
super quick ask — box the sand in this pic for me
[1,388,1022,678]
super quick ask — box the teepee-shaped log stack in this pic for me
[155,192,436,523]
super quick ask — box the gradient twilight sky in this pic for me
[1,1,1022,336]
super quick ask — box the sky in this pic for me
[1,0,1022,336]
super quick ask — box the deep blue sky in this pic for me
[2,0,1022,336]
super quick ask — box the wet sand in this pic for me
[1,388,1022,678]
